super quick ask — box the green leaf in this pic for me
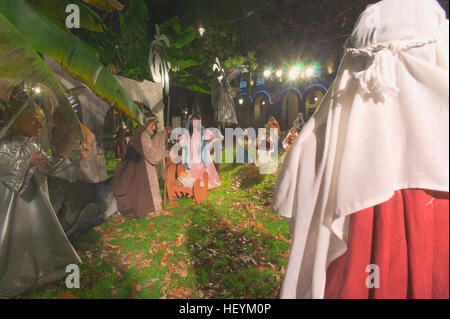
[81,0,124,11]
[169,26,197,49]
[119,0,149,62]
[172,72,211,94]
[26,0,105,32]
[166,48,203,71]
[0,11,82,145]
[160,16,182,34]
[0,0,143,123]
[79,29,120,65]
[160,16,197,49]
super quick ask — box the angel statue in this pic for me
[212,57,238,126]
[0,82,94,298]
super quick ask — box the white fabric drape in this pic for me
[272,0,449,299]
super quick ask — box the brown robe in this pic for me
[112,125,166,218]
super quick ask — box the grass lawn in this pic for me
[26,159,291,299]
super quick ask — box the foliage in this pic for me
[154,0,389,83]
[223,51,258,73]
[0,0,143,122]
[159,16,197,51]
[177,0,275,82]
[72,4,209,94]
[81,0,124,11]
[27,0,105,32]
[118,0,149,75]
[171,72,210,94]
[0,9,83,144]
[155,16,209,94]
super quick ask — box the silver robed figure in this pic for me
[0,85,83,298]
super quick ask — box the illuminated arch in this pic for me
[279,87,303,100]
[251,90,274,104]
[302,83,328,122]
[301,83,328,96]
[237,92,250,102]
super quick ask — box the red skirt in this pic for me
[324,189,449,299]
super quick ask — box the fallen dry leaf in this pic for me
[169,201,180,208]
[131,281,137,299]
[57,292,75,299]
[116,271,124,281]
[174,233,185,247]
[165,286,192,298]
[104,242,122,253]
[253,222,263,232]
[161,249,174,266]
[146,222,156,232]
[136,278,159,292]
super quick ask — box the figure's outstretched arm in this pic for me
[141,130,166,165]
[45,149,82,183]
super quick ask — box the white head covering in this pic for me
[272,0,449,299]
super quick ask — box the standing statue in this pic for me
[273,0,449,299]
[112,112,171,218]
[0,84,92,298]
[212,58,238,126]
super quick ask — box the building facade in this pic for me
[233,73,334,132]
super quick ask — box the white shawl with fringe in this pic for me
[272,0,449,299]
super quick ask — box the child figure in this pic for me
[293,113,305,133]
[282,127,299,152]
[256,130,278,174]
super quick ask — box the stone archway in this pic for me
[236,95,251,128]
[304,90,324,121]
[280,88,302,130]
[252,94,270,128]
[287,93,300,129]
[280,94,287,129]
[253,95,263,128]
[302,85,327,121]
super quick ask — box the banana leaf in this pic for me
[170,25,197,49]
[166,47,203,71]
[0,0,143,123]
[25,0,103,59]
[160,16,197,49]
[172,72,211,94]
[119,0,149,63]
[0,11,83,152]
[81,0,124,11]
[26,0,105,32]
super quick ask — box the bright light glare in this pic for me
[305,67,314,77]
[33,87,41,94]
[289,67,300,80]
[263,70,271,77]
[276,70,283,77]
[262,100,266,105]
[198,26,205,36]
[238,98,244,105]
